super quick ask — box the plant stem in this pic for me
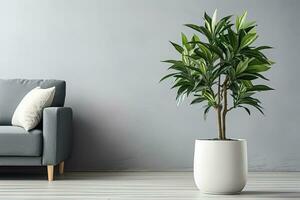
[217,75,223,139]
[221,78,228,140]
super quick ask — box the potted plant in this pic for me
[160,10,274,194]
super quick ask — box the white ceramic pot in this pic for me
[193,139,247,194]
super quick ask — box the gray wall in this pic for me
[0,0,299,171]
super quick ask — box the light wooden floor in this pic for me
[0,172,298,199]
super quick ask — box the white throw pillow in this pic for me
[12,86,56,131]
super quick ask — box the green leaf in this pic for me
[240,33,258,49]
[235,15,240,32]
[227,28,238,51]
[237,73,259,80]
[242,49,271,65]
[214,18,227,35]
[194,49,208,60]
[236,62,247,75]
[171,80,189,89]
[244,25,256,33]
[197,43,212,60]
[168,65,188,73]
[181,33,192,51]
[192,34,200,42]
[185,24,202,32]
[194,82,208,92]
[168,62,188,70]
[255,46,273,51]
[200,26,213,41]
[199,62,207,74]
[236,11,247,31]
[254,106,264,115]
[239,11,247,26]
[176,85,188,100]
[191,34,200,48]
[207,44,224,59]
[246,64,270,73]
[242,20,256,30]
[170,41,184,53]
[237,96,264,115]
[181,33,188,45]
[236,58,253,74]
[220,15,233,23]
[205,20,212,33]
[159,73,178,82]
[241,80,253,88]
[173,74,191,81]
[215,15,232,35]
[185,65,202,73]
[238,106,251,115]
[203,91,216,106]
[191,97,206,105]
[185,24,212,42]
[204,12,212,24]
[176,93,187,106]
[240,92,255,99]
[247,85,274,91]
[242,101,264,115]
[211,9,218,32]
[162,60,182,64]
[253,73,269,81]
[203,105,211,120]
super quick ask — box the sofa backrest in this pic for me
[0,79,66,125]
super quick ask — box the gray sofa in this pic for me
[0,79,72,181]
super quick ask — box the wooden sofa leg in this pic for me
[47,165,54,181]
[59,161,64,175]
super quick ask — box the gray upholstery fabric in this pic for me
[0,79,66,125]
[0,126,42,156]
[0,157,41,166]
[0,79,72,167]
[42,107,73,165]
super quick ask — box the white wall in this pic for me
[0,0,299,171]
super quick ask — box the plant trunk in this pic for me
[221,107,227,140]
[217,76,223,139]
[221,79,228,140]
[217,106,223,139]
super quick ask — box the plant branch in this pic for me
[221,77,229,139]
[227,106,235,112]
[217,75,223,139]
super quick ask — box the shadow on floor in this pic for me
[241,191,300,198]
[0,173,46,180]
[0,171,142,181]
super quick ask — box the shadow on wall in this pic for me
[65,102,139,171]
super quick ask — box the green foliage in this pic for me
[161,10,274,119]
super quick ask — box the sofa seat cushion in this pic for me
[0,126,42,156]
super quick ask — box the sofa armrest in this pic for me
[42,107,73,165]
